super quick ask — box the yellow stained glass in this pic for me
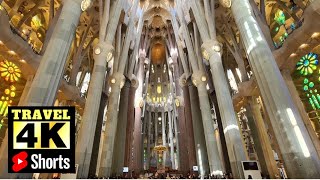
[0,60,21,82]
[31,15,42,30]
[0,85,16,116]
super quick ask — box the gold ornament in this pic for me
[219,0,232,8]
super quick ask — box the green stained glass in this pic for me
[274,10,286,25]
[297,53,319,76]
[311,95,320,109]
[309,98,316,109]
[304,78,309,84]
[317,94,320,102]
[309,82,315,88]
[304,85,308,91]
[275,27,279,32]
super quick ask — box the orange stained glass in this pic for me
[0,60,21,82]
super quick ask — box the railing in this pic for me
[0,5,42,55]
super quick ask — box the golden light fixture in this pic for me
[201,76,207,82]
[311,32,320,38]
[8,50,16,55]
[81,0,93,11]
[299,44,308,49]
[0,60,21,82]
[202,49,210,61]
[175,98,180,107]
[290,53,297,57]
[219,0,232,8]
[157,85,162,94]
[31,15,42,30]
[213,44,221,52]
[94,47,101,55]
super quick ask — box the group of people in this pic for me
[87,171,235,179]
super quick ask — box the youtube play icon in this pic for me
[12,151,28,172]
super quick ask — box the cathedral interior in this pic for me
[0,0,320,179]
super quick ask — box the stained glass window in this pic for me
[274,10,286,25]
[0,60,21,116]
[31,15,43,30]
[296,53,318,76]
[297,53,320,110]
[0,85,16,116]
[0,60,21,82]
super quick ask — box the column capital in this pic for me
[219,0,232,8]
[174,96,185,107]
[93,42,114,62]
[130,74,139,89]
[139,49,147,59]
[179,73,190,87]
[108,72,125,89]
[170,49,179,60]
[201,40,223,61]
[191,71,208,87]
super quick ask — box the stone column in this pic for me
[99,0,141,175]
[99,73,126,177]
[249,97,280,178]
[161,107,167,167]
[88,92,108,176]
[132,54,146,173]
[192,71,223,176]
[172,107,180,170]
[22,0,81,106]
[188,80,209,176]
[18,75,34,105]
[209,91,232,174]
[168,110,175,169]
[174,99,189,172]
[154,110,158,146]
[142,108,148,170]
[244,106,269,176]
[174,3,224,175]
[112,80,130,175]
[182,83,197,173]
[282,69,320,157]
[231,0,320,177]
[146,110,152,169]
[0,0,82,178]
[76,42,114,178]
[202,41,247,178]
[124,84,136,168]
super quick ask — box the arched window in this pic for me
[297,53,320,110]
